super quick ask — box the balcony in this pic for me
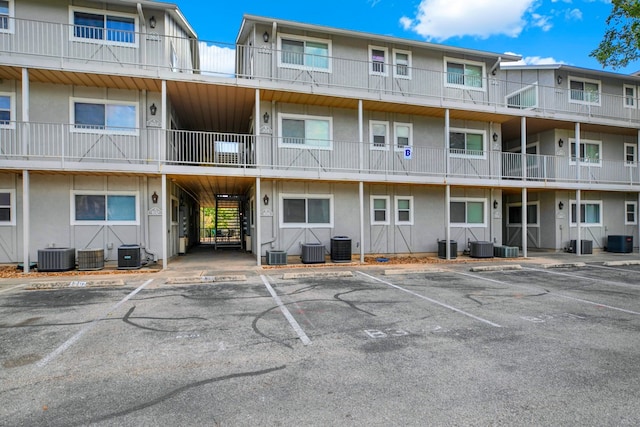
[1,123,639,188]
[1,17,639,128]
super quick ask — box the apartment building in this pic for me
[0,0,638,271]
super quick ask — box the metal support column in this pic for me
[359,181,364,263]
[575,122,581,255]
[256,177,262,267]
[161,174,168,269]
[22,170,30,273]
[445,184,451,260]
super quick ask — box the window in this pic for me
[370,46,388,75]
[569,77,600,105]
[393,49,411,79]
[394,123,412,150]
[445,58,484,89]
[0,190,15,225]
[0,0,13,32]
[450,129,485,157]
[72,99,137,134]
[279,35,331,71]
[280,114,332,149]
[450,198,486,227]
[395,196,413,225]
[624,85,636,108]
[507,203,539,226]
[625,143,637,166]
[0,92,14,128]
[370,121,388,150]
[371,196,390,225]
[73,192,138,225]
[71,8,137,45]
[625,201,637,225]
[570,139,601,165]
[281,195,333,227]
[570,200,602,226]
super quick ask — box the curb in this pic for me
[603,260,640,266]
[384,268,445,275]
[26,279,125,290]
[541,262,587,269]
[165,274,247,284]
[282,271,353,280]
[469,265,522,272]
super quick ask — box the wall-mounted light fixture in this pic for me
[149,16,156,29]
[149,103,157,116]
[558,201,564,210]
[557,75,563,85]
[263,111,270,124]
[151,191,159,204]
[558,138,564,147]
[493,199,499,209]
[263,194,269,205]
[263,31,269,43]
[492,132,498,142]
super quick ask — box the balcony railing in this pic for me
[1,17,639,126]
[1,123,639,186]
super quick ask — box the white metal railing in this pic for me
[1,17,640,125]
[1,123,639,186]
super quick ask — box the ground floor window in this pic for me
[72,192,138,225]
[570,200,602,226]
[450,198,486,226]
[0,189,15,225]
[625,201,637,225]
[371,196,390,225]
[281,194,333,227]
[394,196,413,225]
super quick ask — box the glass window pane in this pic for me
[0,111,9,124]
[467,202,484,223]
[467,134,483,153]
[450,132,465,151]
[282,39,304,65]
[397,199,410,210]
[75,195,105,220]
[282,119,305,144]
[74,12,104,40]
[106,15,135,43]
[373,199,386,210]
[107,195,136,221]
[0,1,9,15]
[374,210,386,222]
[584,204,599,223]
[305,42,328,69]
[308,198,330,223]
[0,95,9,110]
[306,120,330,147]
[0,192,10,205]
[527,204,537,224]
[509,206,521,224]
[450,201,465,223]
[585,143,599,161]
[465,65,482,87]
[0,207,9,221]
[447,62,464,85]
[283,199,305,223]
[106,104,136,130]
[398,211,410,222]
[75,103,105,128]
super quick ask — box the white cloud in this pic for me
[198,42,235,76]
[531,13,553,31]
[502,52,566,66]
[400,0,545,41]
[565,8,583,20]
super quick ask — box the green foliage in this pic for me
[591,0,640,69]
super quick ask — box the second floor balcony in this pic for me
[0,122,638,189]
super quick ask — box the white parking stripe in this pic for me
[522,266,640,290]
[37,279,154,368]
[260,275,312,346]
[456,271,640,316]
[0,284,27,294]
[357,271,502,328]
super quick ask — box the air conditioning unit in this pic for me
[118,245,141,269]
[38,248,76,272]
[494,246,518,258]
[78,248,104,271]
[330,236,352,262]
[470,241,494,258]
[569,240,593,254]
[607,235,633,253]
[301,243,325,264]
[266,250,287,265]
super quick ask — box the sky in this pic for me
[171,0,633,75]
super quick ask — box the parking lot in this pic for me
[1,258,639,426]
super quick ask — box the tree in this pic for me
[591,0,640,69]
